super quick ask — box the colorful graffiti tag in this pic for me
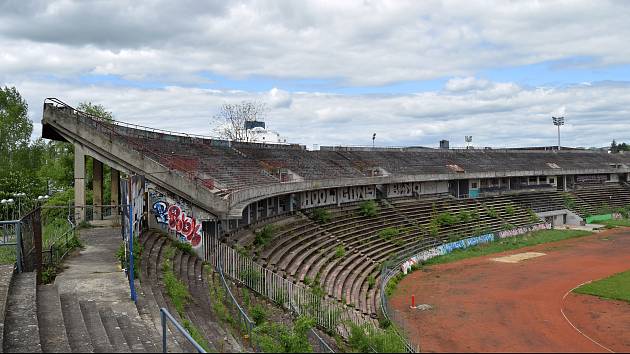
[401,223,551,274]
[152,201,203,248]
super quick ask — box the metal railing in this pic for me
[160,308,207,353]
[216,263,257,350]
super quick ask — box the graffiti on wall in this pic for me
[386,181,449,198]
[300,185,376,208]
[401,223,550,274]
[496,223,551,239]
[149,187,204,249]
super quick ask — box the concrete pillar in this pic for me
[110,168,120,214]
[93,159,103,220]
[74,144,86,223]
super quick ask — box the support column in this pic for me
[93,159,103,220]
[111,168,120,214]
[74,144,86,223]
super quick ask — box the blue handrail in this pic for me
[160,308,207,353]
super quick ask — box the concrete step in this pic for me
[97,305,132,353]
[0,265,14,350]
[59,293,95,353]
[79,300,114,353]
[3,272,42,353]
[115,311,158,353]
[36,284,72,353]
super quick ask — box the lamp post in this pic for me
[552,116,564,150]
[12,193,26,218]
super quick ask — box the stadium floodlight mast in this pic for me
[465,136,473,149]
[552,116,565,151]
[372,133,376,148]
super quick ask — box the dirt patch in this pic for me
[563,293,630,352]
[390,228,630,352]
[492,252,546,263]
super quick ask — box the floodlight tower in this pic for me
[465,136,473,149]
[552,116,565,150]
[372,133,376,148]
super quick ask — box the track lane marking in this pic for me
[560,280,615,353]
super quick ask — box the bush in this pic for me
[457,210,472,223]
[252,315,315,353]
[505,205,515,216]
[334,244,345,258]
[527,209,540,223]
[250,304,268,326]
[485,207,498,218]
[378,228,400,241]
[348,323,407,353]
[436,212,457,226]
[254,224,275,247]
[359,200,379,217]
[312,208,331,224]
[368,275,376,290]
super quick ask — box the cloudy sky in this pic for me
[2,0,630,148]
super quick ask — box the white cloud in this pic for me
[14,78,630,150]
[2,1,630,85]
[267,88,292,108]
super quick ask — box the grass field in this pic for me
[574,270,630,303]
[423,229,593,266]
[595,219,630,228]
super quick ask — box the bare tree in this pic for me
[211,101,267,142]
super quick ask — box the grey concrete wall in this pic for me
[43,104,228,218]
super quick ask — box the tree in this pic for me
[0,86,32,170]
[611,140,618,153]
[211,101,267,142]
[77,101,114,122]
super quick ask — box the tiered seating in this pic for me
[248,196,536,317]
[510,191,566,213]
[572,183,630,215]
[139,230,245,352]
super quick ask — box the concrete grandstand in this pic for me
[40,98,630,347]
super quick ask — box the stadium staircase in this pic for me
[1,271,163,353]
[138,230,245,353]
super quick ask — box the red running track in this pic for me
[390,228,630,352]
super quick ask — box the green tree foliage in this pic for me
[252,315,315,353]
[0,86,32,165]
[611,140,630,153]
[77,101,114,122]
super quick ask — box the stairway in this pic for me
[2,271,161,353]
[139,229,245,353]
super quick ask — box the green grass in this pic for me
[0,246,16,265]
[424,229,593,266]
[574,270,630,303]
[595,219,630,227]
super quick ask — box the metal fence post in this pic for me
[15,222,22,273]
[129,203,137,302]
[161,309,167,353]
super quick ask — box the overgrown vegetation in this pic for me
[254,224,275,248]
[596,218,630,227]
[252,315,315,353]
[334,244,346,258]
[161,245,209,351]
[574,269,630,303]
[312,208,332,224]
[359,200,379,217]
[348,323,407,353]
[378,227,400,241]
